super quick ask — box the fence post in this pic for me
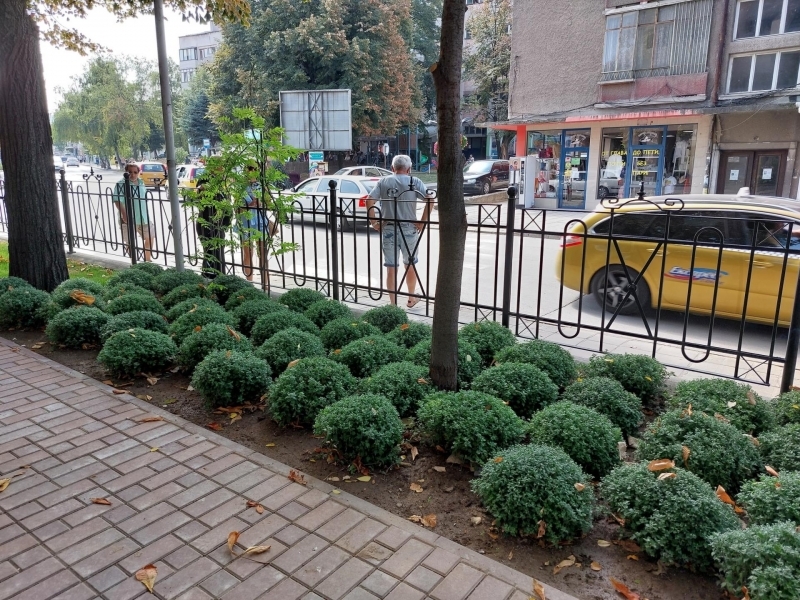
[58,169,75,255]
[328,179,340,301]
[501,186,517,328]
[123,172,138,266]
[780,272,800,392]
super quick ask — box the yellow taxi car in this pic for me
[138,161,168,187]
[556,193,800,326]
[175,165,205,191]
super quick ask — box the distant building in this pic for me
[178,23,222,88]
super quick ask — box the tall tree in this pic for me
[407,0,443,121]
[463,0,513,158]
[177,67,219,147]
[0,0,248,291]
[429,0,467,390]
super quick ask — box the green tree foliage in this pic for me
[177,66,218,147]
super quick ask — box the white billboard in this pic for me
[279,89,352,151]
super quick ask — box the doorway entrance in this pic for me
[717,150,787,196]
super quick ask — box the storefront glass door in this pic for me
[627,126,666,197]
[559,130,591,209]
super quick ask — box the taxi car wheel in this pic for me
[590,266,650,316]
[598,186,609,200]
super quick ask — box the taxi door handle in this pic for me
[753,261,773,268]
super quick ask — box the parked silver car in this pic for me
[287,175,379,230]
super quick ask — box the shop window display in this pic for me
[528,131,561,199]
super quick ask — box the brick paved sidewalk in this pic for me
[0,338,578,600]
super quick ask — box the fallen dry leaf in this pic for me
[553,555,576,575]
[241,545,271,557]
[487,528,500,540]
[149,448,159,453]
[229,413,242,424]
[610,577,640,600]
[31,343,44,350]
[135,564,157,594]
[747,390,757,405]
[616,540,642,553]
[682,445,691,466]
[532,579,546,600]
[410,446,419,461]
[399,323,409,331]
[410,483,423,493]
[288,470,307,485]
[69,290,96,306]
[357,476,371,482]
[446,453,463,465]
[421,514,437,528]
[0,479,11,493]
[227,531,240,554]
[537,520,546,539]
[766,466,780,477]
[101,380,115,385]
[742,586,751,600]
[627,554,639,561]
[146,376,158,386]
[591,561,602,571]
[408,515,423,523]
[493,456,503,463]
[112,389,126,395]
[193,325,202,332]
[470,516,482,526]
[657,472,676,481]
[597,540,612,547]
[611,514,626,526]
[574,483,585,491]
[90,498,112,505]
[647,458,675,472]
[206,422,223,431]
[186,385,195,391]
[265,443,276,447]
[716,485,736,507]
[256,504,264,514]
[433,466,446,473]
[138,416,163,423]
[227,326,241,341]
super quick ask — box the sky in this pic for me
[40,7,208,112]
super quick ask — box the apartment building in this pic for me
[462,0,492,160]
[178,24,222,88]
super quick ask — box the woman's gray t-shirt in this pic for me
[367,175,428,222]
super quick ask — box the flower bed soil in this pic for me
[2,328,725,600]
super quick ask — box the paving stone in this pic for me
[0,532,38,562]
[0,556,63,600]
[190,517,247,554]
[226,467,275,494]
[466,576,513,600]
[296,487,329,508]
[164,545,203,570]
[11,543,52,570]
[176,590,214,600]
[87,565,127,592]
[32,520,70,542]
[174,521,210,543]
[429,564,484,600]
[169,479,218,508]
[59,528,125,565]
[277,501,310,520]
[143,464,191,491]
[236,513,288,548]
[343,588,380,600]
[130,482,184,510]
[220,565,285,600]
[275,524,308,546]
[317,507,365,542]
[198,496,248,527]
[335,518,387,554]
[156,557,219,600]
[118,485,148,503]
[272,533,328,573]
[131,511,192,545]
[361,569,400,597]
[51,583,96,600]
[406,566,443,593]
[294,545,350,587]
[257,576,308,600]
[315,557,374,600]
[422,549,461,576]
[9,567,79,600]
[200,569,240,597]
[184,488,238,519]
[118,534,184,574]
[197,452,245,477]
[375,526,413,551]
[386,583,427,600]
[72,537,140,578]
[357,542,393,565]
[261,481,307,510]
[382,539,435,579]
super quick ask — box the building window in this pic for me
[727,50,800,92]
[179,48,197,61]
[181,69,196,83]
[465,28,472,40]
[735,0,800,39]
[198,46,216,60]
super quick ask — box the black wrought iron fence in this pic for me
[2,168,800,390]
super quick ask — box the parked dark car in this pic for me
[463,160,510,195]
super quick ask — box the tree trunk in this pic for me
[429,0,467,390]
[0,0,69,291]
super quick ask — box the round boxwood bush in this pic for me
[561,376,642,439]
[45,278,107,317]
[101,310,168,343]
[231,298,288,336]
[386,321,431,349]
[471,444,593,542]
[494,339,576,389]
[711,522,800,600]
[471,363,558,419]
[0,287,50,329]
[53,277,105,297]
[255,327,325,374]
[192,350,271,408]
[279,288,326,313]
[527,401,622,478]
[737,472,800,526]
[359,361,433,418]
[333,335,406,378]
[207,274,252,304]
[458,321,515,367]
[0,276,32,296]
[320,317,382,351]
[168,304,234,345]
[407,338,482,387]
[98,328,177,377]
[152,269,206,296]
[667,378,775,435]
[178,323,252,370]
[106,293,164,317]
[637,410,762,491]
[314,394,403,467]
[161,283,211,311]
[303,299,352,329]
[250,311,319,347]
[774,390,800,426]
[759,424,800,472]
[106,269,156,291]
[103,283,153,301]
[45,306,109,348]
[362,304,408,334]
[602,462,739,570]
[128,262,164,276]
[166,298,221,323]
[582,354,667,402]
[224,286,269,311]
[417,391,526,465]
[268,357,357,426]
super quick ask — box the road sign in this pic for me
[203,139,210,148]
[280,90,352,151]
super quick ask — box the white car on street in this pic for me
[65,156,80,167]
[334,166,392,177]
[286,175,379,230]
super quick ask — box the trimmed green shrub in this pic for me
[333,335,406,378]
[53,277,105,297]
[106,269,155,291]
[255,327,325,373]
[98,328,177,377]
[637,410,762,491]
[711,522,800,599]
[250,311,319,347]
[458,321,515,367]
[44,287,107,319]
[759,424,800,472]
[407,338,482,387]
[362,304,408,334]
[386,321,431,349]
[360,361,433,417]
[102,283,153,301]
[224,286,269,311]
[45,306,109,348]
[561,376,642,439]
[527,401,622,478]
[101,310,168,342]
[320,318,382,351]
[417,391,526,465]
[494,339,576,389]
[668,379,775,435]
[192,350,271,408]
[128,262,164,276]
[231,298,288,336]
[774,390,800,426]
[0,287,50,329]
[152,269,206,295]
[303,299,352,329]
[268,357,357,426]
[166,298,220,323]
[472,444,593,542]
[161,283,211,311]
[168,304,234,345]
[737,472,800,526]
[279,288,326,313]
[582,354,668,401]
[106,293,164,317]
[0,276,32,296]
[178,323,252,370]
[207,274,252,304]
[602,462,739,570]
[471,363,558,419]
[314,394,403,467]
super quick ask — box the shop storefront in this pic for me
[528,129,592,209]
